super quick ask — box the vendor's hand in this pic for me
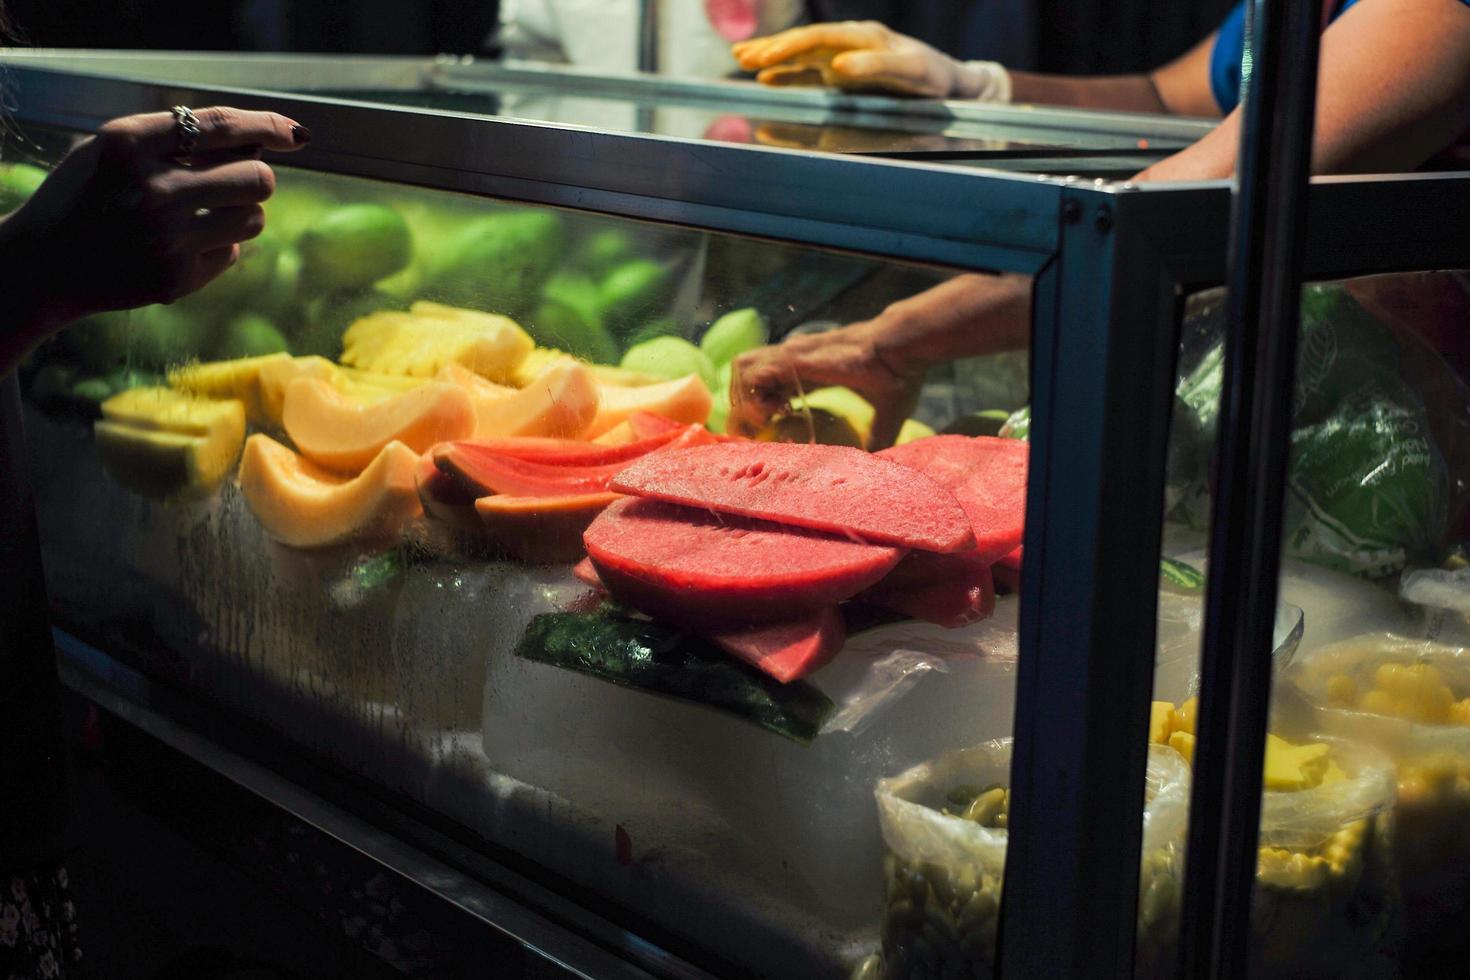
[733,21,1003,100]
[729,319,925,449]
[3,106,308,328]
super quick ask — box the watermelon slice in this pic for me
[878,435,1028,564]
[861,553,996,628]
[706,606,845,683]
[610,442,974,553]
[416,451,480,531]
[439,426,715,497]
[583,497,903,624]
[999,546,1023,569]
[475,492,621,564]
[572,556,605,589]
[628,411,688,439]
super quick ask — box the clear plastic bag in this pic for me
[1287,633,1470,972]
[873,741,1190,980]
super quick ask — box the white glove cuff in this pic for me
[955,60,1013,104]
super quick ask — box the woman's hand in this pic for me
[729,318,926,448]
[733,21,1005,99]
[1,106,308,333]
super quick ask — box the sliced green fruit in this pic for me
[895,418,937,445]
[700,307,768,367]
[298,204,413,293]
[620,336,716,390]
[541,270,604,326]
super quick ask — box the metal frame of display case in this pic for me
[4,58,1470,979]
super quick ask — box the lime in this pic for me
[0,163,47,212]
[572,228,634,277]
[620,336,716,390]
[700,307,768,367]
[216,313,290,359]
[424,210,564,314]
[599,260,670,338]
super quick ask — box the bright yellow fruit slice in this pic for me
[238,434,421,548]
[167,352,291,426]
[342,306,533,383]
[95,387,246,495]
[282,377,476,473]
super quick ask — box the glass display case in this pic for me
[2,52,1468,980]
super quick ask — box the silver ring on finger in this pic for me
[171,105,202,160]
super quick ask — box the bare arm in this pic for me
[1139,0,1470,180]
[1009,33,1221,116]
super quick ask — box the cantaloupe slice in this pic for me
[258,355,343,430]
[95,387,247,496]
[415,450,480,532]
[282,377,476,473]
[342,307,534,383]
[593,421,638,446]
[584,374,712,439]
[474,491,621,563]
[168,352,291,427]
[238,434,421,548]
[471,360,600,440]
[435,362,519,437]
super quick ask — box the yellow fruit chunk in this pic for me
[238,434,421,548]
[342,306,533,383]
[1168,730,1196,766]
[1263,734,1332,791]
[896,418,937,445]
[258,355,343,429]
[339,367,427,395]
[1451,699,1470,726]
[95,387,246,496]
[589,363,659,388]
[282,377,476,473]
[471,360,600,439]
[1170,697,1198,737]
[1355,661,1456,724]
[1324,673,1357,706]
[511,348,571,388]
[592,420,638,446]
[1320,760,1349,785]
[436,362,519,436]
[585,374,712,439]
[168,352,291,426]
[1149,701,1175,745]
[791,387,875,448]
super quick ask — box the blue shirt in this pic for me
[1210,0,1360,113]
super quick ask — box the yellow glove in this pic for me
[733,20,1010,101]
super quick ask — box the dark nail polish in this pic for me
[291,125,312,145]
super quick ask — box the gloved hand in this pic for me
[733,21,1010,101]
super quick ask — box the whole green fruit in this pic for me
[127,305,212,370]
[0,163,47,213]
[216,313,290,359]
[424,210,565,314]
[572,228,634,277]
[298,204,413,293]
[526,301,619,364]
[700,307,768,367]
[599,260,670,338]
[295,289,404,359]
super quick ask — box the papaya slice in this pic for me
[706,606,846,684]
[415,451,480,532]
[583,497,902,624]
[238,434,421,548]
[434,443,627,497]
[470,359,600,440]
[257,355,343,429]
[282,377,476,473]
[452,428,686,466]
[585,375,712,439]
[611,442,975,554]
[474,491,621,564]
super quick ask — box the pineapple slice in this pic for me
[95,387,246,495]
[511,347,575,388]
[168,352,292,427]
[342,307,533,383]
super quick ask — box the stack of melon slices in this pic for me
[98,301,712,550]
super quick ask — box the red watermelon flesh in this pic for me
[583,497,903,624]
[706,606,846,683]
[861,553,996,628]
[436,444,627,497]
[878,435,1028,565]
[610,442,975,554]
[452,428,687,466]
[998,546,1023,570]
[628,412,687,439]
[572,557,606,590]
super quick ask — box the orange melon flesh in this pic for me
[471,360,600,440]
[585,375,712,439]
[282,377,476,474]
[238,434,422,548]
[593,421,638,446]
[474,491,622,564]
[258,355,343,429]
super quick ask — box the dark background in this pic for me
[5,0,1236,75]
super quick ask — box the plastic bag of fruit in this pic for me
[1287,633,1470,974]
[870,739,1190,980]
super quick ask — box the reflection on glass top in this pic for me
[303,86,1171,163]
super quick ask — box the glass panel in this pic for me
[17,139,1044,977]
[1157,273,1470,977]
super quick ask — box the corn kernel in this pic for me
[1168,730,1196,766]
[1170,698,1199,737]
